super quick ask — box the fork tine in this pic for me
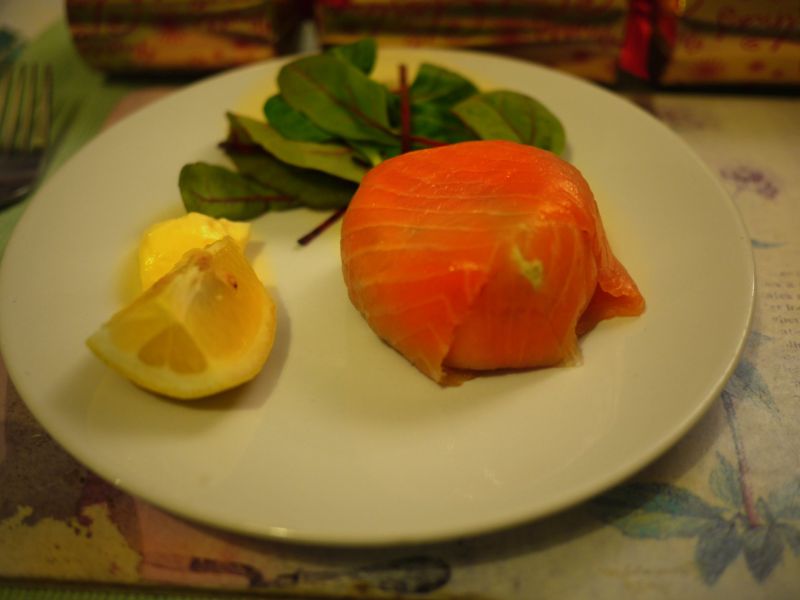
[17,64,37,151]
[0,65,26,153]
[30,65,52,151]
[0,70,10,126]
[0,63,54,207]
[0,65,52,155]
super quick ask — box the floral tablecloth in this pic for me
[1,18,799,600]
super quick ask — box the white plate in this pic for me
[0,49,754,546]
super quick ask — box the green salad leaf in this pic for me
[277,53,396,146]
[179,163,293,220]
[453,90,566,155]
[329,38,377,75]
[409,63,479,106]
[262,39,378,143]
[226,152,356,211]
[178,38,568,241]
[410,102,477,146]
[347,140,398,167]
[263,94,337,143]
[228,113,368,183]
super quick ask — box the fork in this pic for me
[0,63,52,207]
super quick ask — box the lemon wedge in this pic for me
[87,236,276,399]
[138,212,250,290]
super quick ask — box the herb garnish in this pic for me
[178,39,567,243]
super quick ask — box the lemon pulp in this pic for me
[138,212,250,290]
[87,236,275,399]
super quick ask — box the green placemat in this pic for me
[0,20,136,257]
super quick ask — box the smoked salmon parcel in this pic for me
[340,140,644,384]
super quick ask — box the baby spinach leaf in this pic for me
[453,90,566,155]
[263,94,337,143]
[409,63,479,107]
[226,151,356,210]
[411,103,477,145]
[386,91,402,128]
[228,113,368,183]
[179,162,293,220]
[329,38,377,74]
[176,39,571,239]
[277,53,397,146]
[347,140,390,168]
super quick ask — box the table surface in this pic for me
[1,5,799,600]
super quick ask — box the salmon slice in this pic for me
[340,140,644,383]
